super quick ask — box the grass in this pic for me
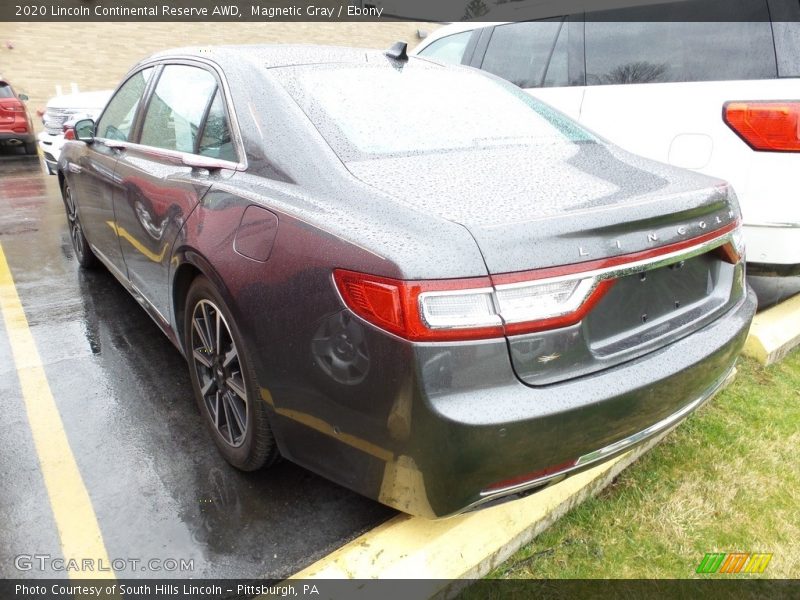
[490,350,800,579]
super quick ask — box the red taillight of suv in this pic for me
[334,222,741,343]
[1,102,26,113]
[723,101,800,152]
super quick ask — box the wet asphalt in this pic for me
[1,151,798,581]
[0,153,394,579]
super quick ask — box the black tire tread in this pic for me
[184,276,279,471]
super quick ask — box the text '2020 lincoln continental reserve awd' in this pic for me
[58,44,756,518]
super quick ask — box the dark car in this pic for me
[57,45,755,518]
[0,77,36,155]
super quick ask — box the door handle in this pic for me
[104,141,127,152]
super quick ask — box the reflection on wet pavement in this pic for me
[0,157,393,579]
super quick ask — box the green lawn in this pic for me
[491,350,800,579]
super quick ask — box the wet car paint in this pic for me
[0,156,393,578]
[55,46,757,517]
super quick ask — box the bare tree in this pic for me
[601,61,669,84]
[463,0,490,19]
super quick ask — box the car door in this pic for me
[72,67,154,277]
[473,18,586,121]
[112,62,240,328]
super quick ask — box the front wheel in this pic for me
[62,183,98,269]
[184,276,279,471]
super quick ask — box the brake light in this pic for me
[723,101,800,152]
[334,222,741,342]
[2,102,25,113]
[333,270,503,342]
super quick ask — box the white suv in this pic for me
[412,0,800,276]
[38,89,111,174]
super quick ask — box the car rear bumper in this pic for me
[37,132,64,172]
[0,130,35,145]
[744,222,800,271]
[269,286,756,518]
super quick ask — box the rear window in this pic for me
[0,83,14,98]
[417,31,473,65]
[481,19,570,88]
[277,64,594,161]
[585,0,777,84]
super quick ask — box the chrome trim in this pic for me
[467,365,736,509]
[494,231,734,292]
[96,139,241,172]
[417,229,735,331]
[744,221,800,229]
[497,231,734,325]
[94,55,248,172]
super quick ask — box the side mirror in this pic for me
[18,93,29,101]
[74,118,95,143]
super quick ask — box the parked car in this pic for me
[412,0,800,276]
[58,45,755,518]
[38,90,111,174]
[0,76,36,155]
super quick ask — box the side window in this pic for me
[418,31,473,65]
[139,65,217,153]
[585,0,776,85]
[95,67,153,141]
[198,90,236,162]
[480,19,569,89]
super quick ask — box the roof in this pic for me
[146,44,410,69]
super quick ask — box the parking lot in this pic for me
[0,154,394,579]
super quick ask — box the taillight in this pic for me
[334,222,741,343]
[723,101,800,152]
[3,102,25,113]
[333,270,504,342]
[63,125,75,140]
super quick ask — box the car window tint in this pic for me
[95,67,153,141]
[480,19,569,88]
[0,83,14,98]
[418,31,472,65]
[585,0,776,84]
[198,89,236,162]
[140,65,217,153]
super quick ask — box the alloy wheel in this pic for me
[190,299,249,448]
[64,186,84,263]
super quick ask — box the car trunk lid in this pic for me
[346,141,746,385]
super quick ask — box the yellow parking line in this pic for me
[0,244,114,580]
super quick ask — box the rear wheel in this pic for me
[24,141,37,156]
[184,276,279,471]
[62,183,98,269]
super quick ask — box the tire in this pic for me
[184,276,279,471]
[62,183,98,269]
[24,141,38,156]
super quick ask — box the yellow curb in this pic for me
[280,369,737,597]
[286,433,662,590]
[743,293,800,365]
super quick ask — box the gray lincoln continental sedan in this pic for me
[57,44,756,518]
